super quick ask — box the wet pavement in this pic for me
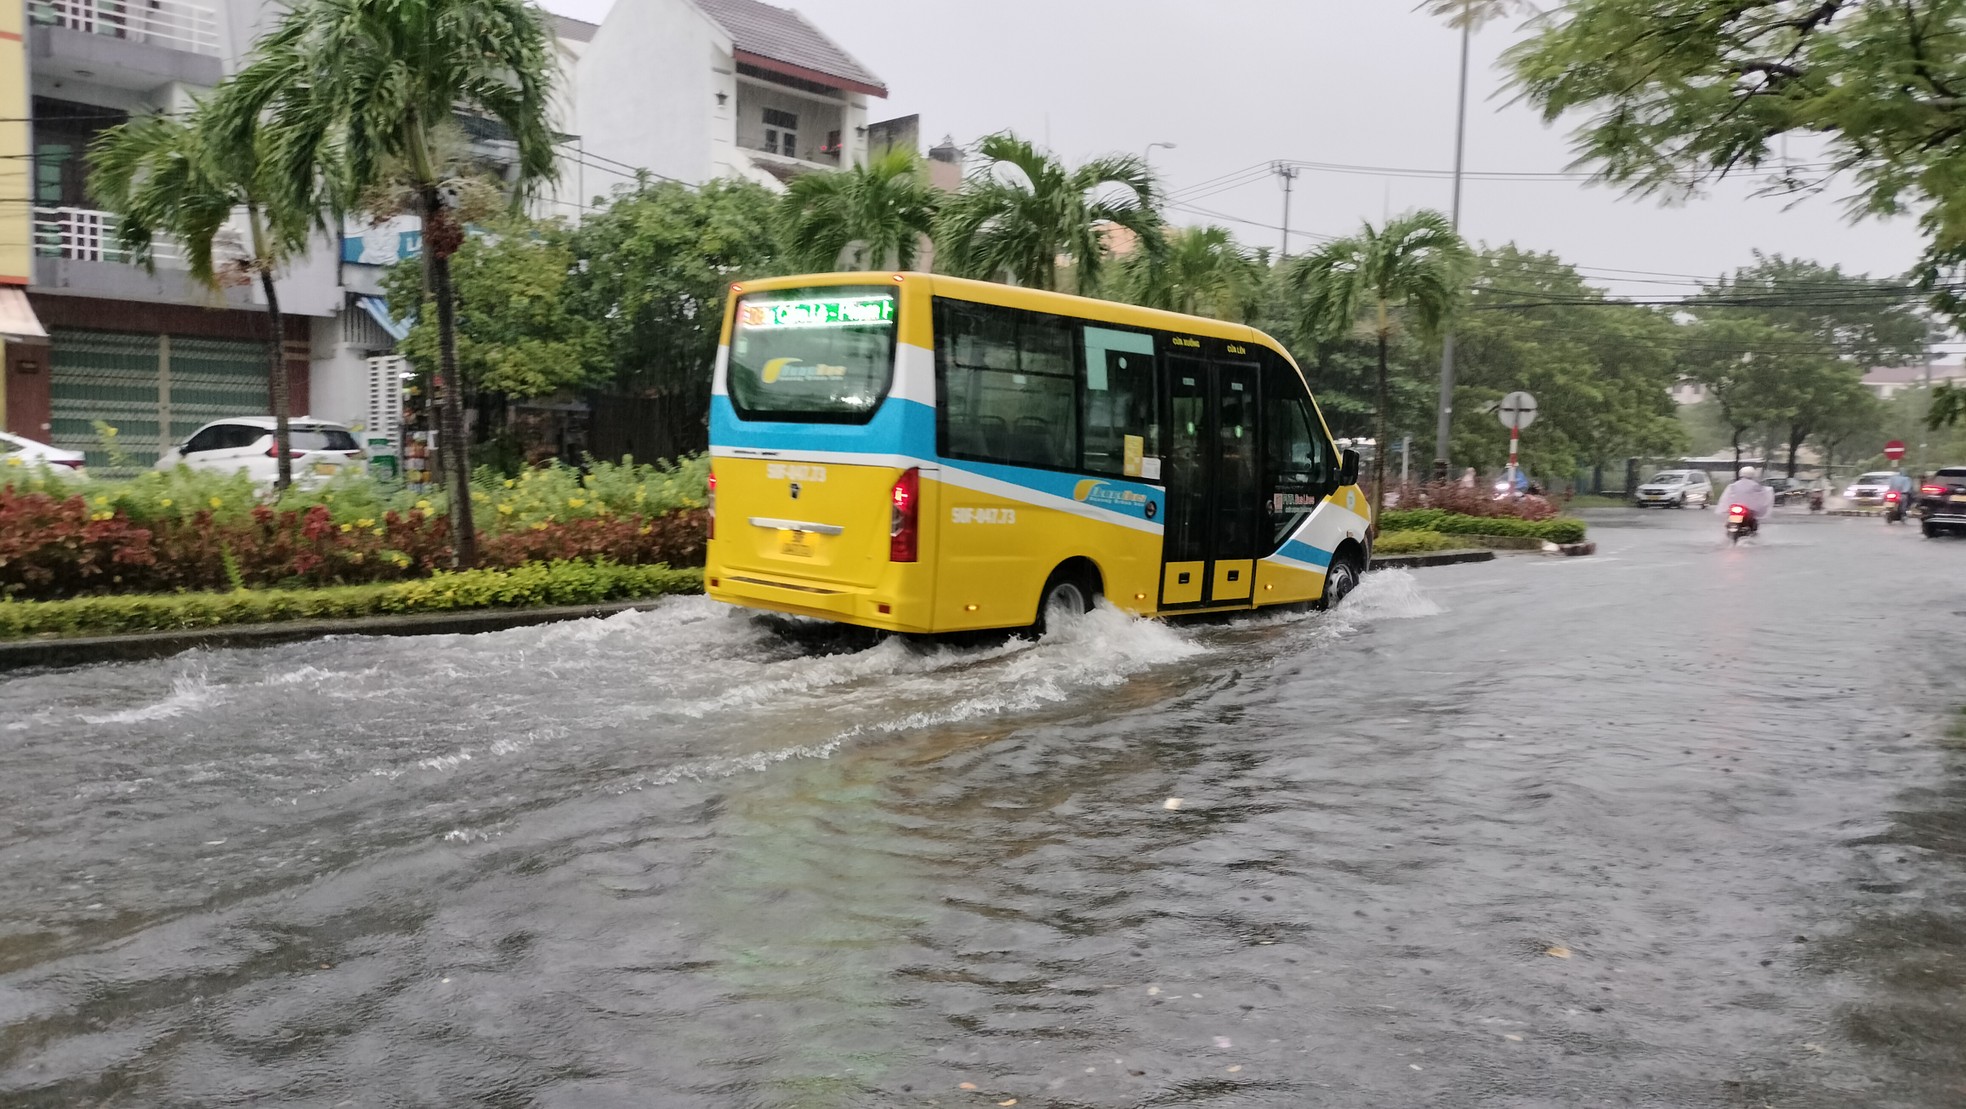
[1,506,1963,1107]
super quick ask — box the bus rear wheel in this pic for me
[1033,565,1100,634]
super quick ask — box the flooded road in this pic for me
[2,507,1963,1107]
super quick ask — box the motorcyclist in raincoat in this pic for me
[1719,466,1776,531]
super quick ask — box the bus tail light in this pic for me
[890,467,919,562]
[707,468,717,540]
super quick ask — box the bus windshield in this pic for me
[728,286,897,421]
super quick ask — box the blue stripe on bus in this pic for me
[1276,538,1334,569]
[709,395,937,457]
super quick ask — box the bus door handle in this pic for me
[749,516,845,536]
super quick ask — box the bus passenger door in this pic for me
[1160,356,1261,609]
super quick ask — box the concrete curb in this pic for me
[1371,549,1497,570]
[0,599,673,673]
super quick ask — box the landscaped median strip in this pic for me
[0,560,701,643]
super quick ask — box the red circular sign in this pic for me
[1884,440,1907,460]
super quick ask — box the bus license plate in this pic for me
[1952,494,1966,503]
[781,531,814,557]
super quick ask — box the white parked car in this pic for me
[156,417,367,485]
[0,431,88,478]
[1633,469,1713,508]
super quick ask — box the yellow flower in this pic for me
[339,523,353,532]
[503,479,516,489]
[372,527,384,537]
[160,497,173,507]
[208,496,223,509]
[497,504,514,515]
[568,498,586,509]
[416,500,432,511]
[356,518,374,528]
[638,525,652,536]
[394,556,411,568]
[3,456,22,467]
[94,495,110,506]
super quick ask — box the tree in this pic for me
[565,179,785,459]
[1111,224,1260,321]
[1507,1,1966,327]
[1676,317,1804,466]
[1932,382,1966,429]
[936,132,1161,292]
[1291,210,1472,516]
[778,148,939,272]
[1448,247,1683,483]
[1695,254,1929,365]
[89,98,316,489]
[221,0,559,566]
[382,215,601,454]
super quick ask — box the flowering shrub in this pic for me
[0,492,707,601]
[1384,481,1559,521]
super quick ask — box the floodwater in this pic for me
[1,507,1962,1107]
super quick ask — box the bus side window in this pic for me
[1263,357,1331,548]
[1080,326,1159,477]
[936,299,1078,470]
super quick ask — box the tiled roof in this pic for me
[694,0,887,97]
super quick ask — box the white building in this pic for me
[570,0,888,196]
[1862,363,1966,400]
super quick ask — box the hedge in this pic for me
[0,560,701,640]
[1372,529,1458,555]
[1379,509,1588,545]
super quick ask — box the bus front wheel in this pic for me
[1318,554,1362,611]
[1033,564,1100,634]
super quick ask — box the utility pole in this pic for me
[1431,18,1473,481]
[1272,161,1299,258]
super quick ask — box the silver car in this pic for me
[1634,469,1713,508]
[1843,471,1899,507]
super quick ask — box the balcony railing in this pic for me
[35,207,184,268]
[31,0,221,57]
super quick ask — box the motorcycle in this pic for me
[1725,503,1759,544]
[1808,488,1824,513]
[1883,489,1908,524]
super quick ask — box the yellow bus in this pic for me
[704,272,1371,634]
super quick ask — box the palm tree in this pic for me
[217,0,559,566]
[91,100,317,489]
[1292,210,1472,519]
[1114,224,1258,321]
[779,148,939,272]
[936,132,1161,292]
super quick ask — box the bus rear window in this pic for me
[728,287,897,422]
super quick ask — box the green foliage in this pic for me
[1372,529,1458,554]
[936,131,1162,292]
[1290,210,1473,512]
[384,216,601,399]
[778,148,940,272]
[0,561,700,641]
[0,456,707,533]
[566,179,785,456]
[1110,225,1260,321]
[1506,0,1966,327]
[1932,382,1966,430]
[1379,508,1588,544]
[1448,247,1684,478]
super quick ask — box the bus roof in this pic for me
[725,271,1297,364]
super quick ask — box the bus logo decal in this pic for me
[761,357,848,384]
[1073,479,1150,512]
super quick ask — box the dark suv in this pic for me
[1916,467,1966,537]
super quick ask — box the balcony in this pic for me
[30,0,225,93]
[34,207,183,267]
[31,0,220,56]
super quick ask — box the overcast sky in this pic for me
[543,0,1937,329]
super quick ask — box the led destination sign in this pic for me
[740,295,895,330]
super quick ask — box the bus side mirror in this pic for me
[1338,449,1360,488]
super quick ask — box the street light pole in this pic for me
[1431,19,1472,481]
[1144,141,1176,166]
